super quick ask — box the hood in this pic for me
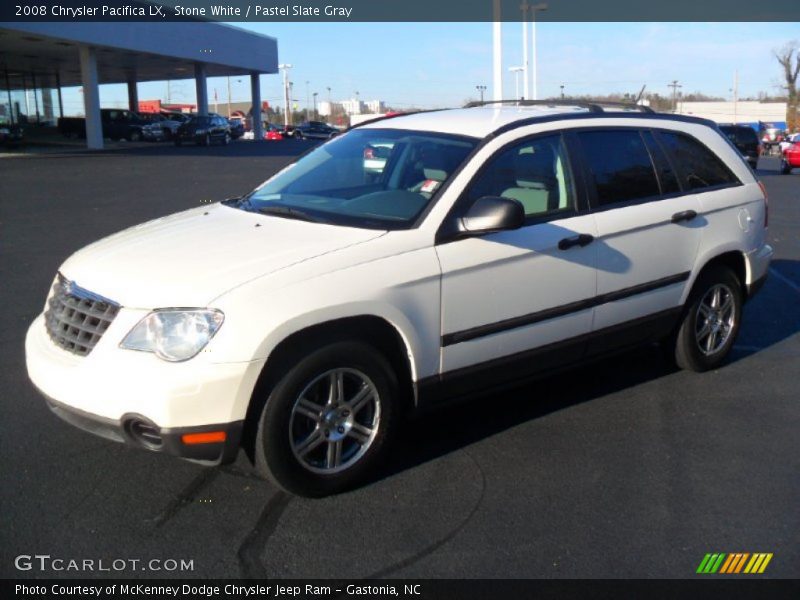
[60,204,386,308]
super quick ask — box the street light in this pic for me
[560,84,565,99]
[509,66,524,100]
[530,2,547,100]
[520,1,529,99]
[476,85,487,103]
[312,92,318,120]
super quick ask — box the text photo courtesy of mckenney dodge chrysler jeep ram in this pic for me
[25,101,773,497]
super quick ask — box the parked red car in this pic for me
[265,124,283,141]
[782,140,800,174]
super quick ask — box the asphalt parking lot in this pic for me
[1,142,798,579]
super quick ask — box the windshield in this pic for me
[232,128,478,229]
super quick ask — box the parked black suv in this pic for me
[58,109,147,142]
[175,115,231,146]
[718,124,760,169]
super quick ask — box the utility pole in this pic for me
[733,70,739,124]
[305,80,310,121]
[312,92,318,120]
[476,85,487,103]
[166,80,171,104]
[560,84,565,99]
[668,80,682,113]
[279,63,293,127]
[492,0,502,101]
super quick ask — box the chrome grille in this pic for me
[44,274,120,356]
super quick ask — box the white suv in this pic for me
[26,102,773,496]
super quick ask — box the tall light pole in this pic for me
[560,84,565,99]
[521,1,529,99]
[279,63,293,127]
[492,0,502,101]
[312,92,318,120]
[305,80,310,120]
[476,85,487,103]
[509,67,524,100]
[530,2,547,100]
[226,76,232,117]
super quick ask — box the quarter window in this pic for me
[578,129,660,206]
[657,131,739,190]
[465,134,575,219]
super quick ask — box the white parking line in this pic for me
[769,267,800,294]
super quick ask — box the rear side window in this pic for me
[578,130,660,206]
[657,131,739,191]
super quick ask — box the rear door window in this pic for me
[577,129,660,207]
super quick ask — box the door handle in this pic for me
[558,233,595,250]
[671,210,698,224]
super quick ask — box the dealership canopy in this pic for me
[0,22,278,147]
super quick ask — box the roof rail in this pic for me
[347,108,447,131]
[464,99,654,114]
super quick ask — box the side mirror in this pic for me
[461,196,525,234]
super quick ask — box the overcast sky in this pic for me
[65,21,800,115]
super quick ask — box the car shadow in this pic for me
[372,258,800,485]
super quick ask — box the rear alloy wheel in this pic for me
[128,130,142,142]
[223,132,231,145]
[255,341,399,497]
[672,266,742,372]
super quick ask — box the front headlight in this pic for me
[120,309,224,362]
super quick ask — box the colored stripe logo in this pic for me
[697,553,773,574]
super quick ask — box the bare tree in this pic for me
[775,41,800,131]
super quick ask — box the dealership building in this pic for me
[0,22,278,148]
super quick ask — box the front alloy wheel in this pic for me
[255,341,399,496]
[289,368,380,474]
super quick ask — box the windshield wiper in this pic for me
[256,205,326,223]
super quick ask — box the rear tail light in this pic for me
[364,147,374,159]
[758,180,768,227]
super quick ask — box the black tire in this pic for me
[294,130,303,140]
[203,133,211,146]
[128,130,142,142]
[781,158,792,175]
[254,341,399,497]
[672,266,742,372]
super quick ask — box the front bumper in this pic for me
[25,313,264,464]
[43,393,243,464]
